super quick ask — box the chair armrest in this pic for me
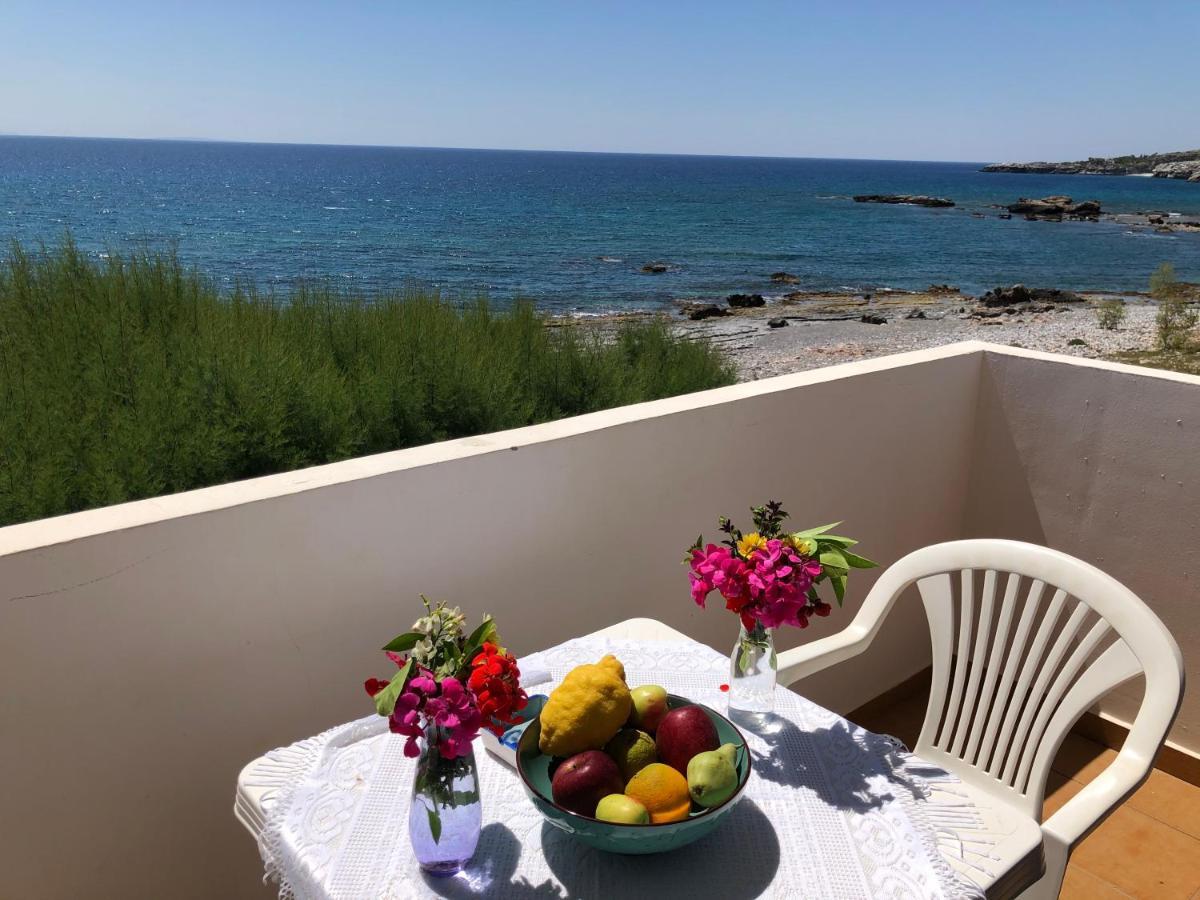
[776,623,871,687]
[1040,751,1149,849]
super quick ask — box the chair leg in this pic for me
[1015,835,1067,899]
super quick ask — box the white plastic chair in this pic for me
[777,539,1184,899]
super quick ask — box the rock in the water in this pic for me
[1006,196,1102,220]
[685,304,727,321]
[767,318,788,328]
[727,293,766,309]
[770,272,800,284]
[998,212,1013,219]
[979,284,1083,308]
[853,194,955,208]
[860,313,888,325]
[641,262,670,274]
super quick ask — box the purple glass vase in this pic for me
[408,729,482,877]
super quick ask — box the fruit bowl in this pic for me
[516,695,751,854]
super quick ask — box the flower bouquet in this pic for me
[687,501,876,718]
[364,598,527,876]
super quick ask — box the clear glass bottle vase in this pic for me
[728,622,777,725]
[408,728,482,877]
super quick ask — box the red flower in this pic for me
[467,642,528,736]
[364,677,390,697]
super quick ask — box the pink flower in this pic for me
[424,678,483,758]
[689,544,752,612]
[742,540,823,630]
[386,669,482,759]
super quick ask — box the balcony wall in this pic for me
[0,344,980,899]
[966,347,1200,755]
[0,342,1196,899]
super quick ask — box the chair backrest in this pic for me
[876,540,1182,820]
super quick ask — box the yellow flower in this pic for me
[788,534,818,556]
[737,532,768,558]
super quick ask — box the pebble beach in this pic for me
[570,290,1163,382]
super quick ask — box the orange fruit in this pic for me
[624,763,692,823]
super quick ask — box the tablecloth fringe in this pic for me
[880,738,989,900]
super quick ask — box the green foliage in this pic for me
[1150,262,1180,301]
[1157,296,1198,352]
[1150,264,1198,351]
[1095,299,1126,331]
[0,239,735,526]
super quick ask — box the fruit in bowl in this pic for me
[655,705,720,773]
[550,750,624,817]
[603,728,657,781]
[537,654,631,757]
[629,684,669,732]
[515,656,750,855]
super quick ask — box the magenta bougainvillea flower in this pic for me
[687,501,876,633]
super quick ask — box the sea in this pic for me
[3,135,1199,314]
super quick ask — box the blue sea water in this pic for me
[3,135,1199,313]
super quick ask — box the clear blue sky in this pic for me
[3,0,1197,162]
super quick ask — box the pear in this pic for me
[686,743,739,808]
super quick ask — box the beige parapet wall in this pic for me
[0,341,1194,899]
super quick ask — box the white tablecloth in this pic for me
[256,636,982,899]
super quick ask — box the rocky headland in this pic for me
[982,150,1200,180]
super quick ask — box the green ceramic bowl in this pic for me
[516,694,751,854]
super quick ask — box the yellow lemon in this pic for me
[538,655,632,757]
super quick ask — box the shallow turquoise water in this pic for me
[3,136,1198,312]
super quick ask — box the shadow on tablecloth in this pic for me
[746,714,925,815]
[421,799,779,899]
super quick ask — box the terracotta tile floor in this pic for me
[850,692,1200,899]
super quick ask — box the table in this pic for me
[237,619,1038,898]
[233,618,682,839]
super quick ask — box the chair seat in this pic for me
[919,776,1045,900]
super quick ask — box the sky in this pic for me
[2,0,1197,162]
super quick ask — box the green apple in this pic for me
[595,793,650,824]
[687,743,739,808]
[629,684,669,732]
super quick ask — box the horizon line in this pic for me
[0,131,992,166]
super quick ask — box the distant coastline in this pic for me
[982,150,1200,182]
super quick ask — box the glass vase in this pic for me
[408,728,482,877]
[728,622,777,726]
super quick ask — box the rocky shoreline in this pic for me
[981,150,1200,181]
[557,283,1176,381]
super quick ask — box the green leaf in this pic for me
[373,658,414,717]
[816,534,858,547]
[382,631,421,652]
[464,616,497,653]
[458,616,498,672]
[841,550,878,569]
[819,549,849,572]
[426,802,442,844]
[793,522,842,538]
[830,572,847,605]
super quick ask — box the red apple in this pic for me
[655,706,719,774]
[551,750,625,818]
